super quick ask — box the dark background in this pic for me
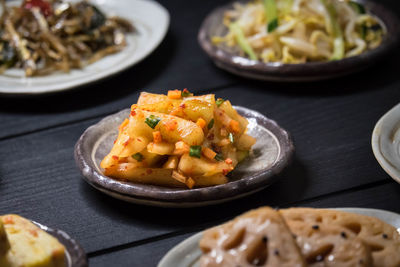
[0,0,399,266]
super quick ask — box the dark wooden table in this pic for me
[1,0,400,266]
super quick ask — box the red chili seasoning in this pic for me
[130,110,136,116]
[22,0,53,17]
[3,216,14,224]
[29,229,38,237]
[123,137,130,146]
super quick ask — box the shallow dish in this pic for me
[198,0,400,82]
[0,0,169,95]
[33,221,88,267]
[158,207,400,267]
[372,103,400,184]
[75,106,294,208]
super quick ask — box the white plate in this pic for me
[372,103,400,183]
[158,208,400,267]
[0,0,169,95]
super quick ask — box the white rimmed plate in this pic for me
[372,103,400,183]
[0,0,169,95]
[158,208,400,267]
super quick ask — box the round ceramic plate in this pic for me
[0,0,169,95]
[198,0,400,82]
[372,103,400,184]
[158,207,400,267]
[75,106,294,208]
[33,222,88,267]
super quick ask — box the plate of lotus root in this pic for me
[158,206,400,267]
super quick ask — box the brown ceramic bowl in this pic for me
[74,106,294,208]
[198,0,400,82]
[33,222,88,267]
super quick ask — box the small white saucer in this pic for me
[372,103,400,183]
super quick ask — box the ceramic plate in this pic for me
[198,0,400,82]
[372,103,400,184]
[0,0,169,95]
[158,207,400,267]
[75,106,294,207]
[33,222,88,267]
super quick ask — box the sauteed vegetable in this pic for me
[0,0,134,76]
[213,0,385,63]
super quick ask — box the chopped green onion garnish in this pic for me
[263,0,278,33]
[216,98,224,107]
[349,1,366,14]
[321,0,344,60]
[132,153,143,162]
[229,22,257,60]
[181,89,192,97]
[145,115,161,129]
[228,133,234,143]
[214,153,224,161]
[189,145,202,158]
[360,25,367,39]
[208,119,214,129]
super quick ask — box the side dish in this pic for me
[0,214,66,267]
[200,207,400,266]
[0,0,134,76]
[213,0,385,63]
[100,90,256,189]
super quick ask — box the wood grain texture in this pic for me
[0,82,396,253]
[0,0,399,264]
[0,0,398,140]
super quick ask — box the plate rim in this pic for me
[32,221,88,267]
[197,0,400,81]
[157,207,400,267]
[371,103,400,184]
[0,0,170,95]
[74,105,295,207]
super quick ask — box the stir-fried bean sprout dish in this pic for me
[212,0,385,63]
[0,0,134,76]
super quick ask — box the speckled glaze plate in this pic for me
[74,106,294,207]
[0,0,169,95]
[158,208,400,267]
[33,222,88,267]
[372,103,400,184]
[198,0,400,82]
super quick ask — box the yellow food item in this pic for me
[101,90,257,188]
[0,214,66,267]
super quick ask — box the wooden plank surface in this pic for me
[0,78,397,252]
[1,0,399,141]
[0,0,399,265]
